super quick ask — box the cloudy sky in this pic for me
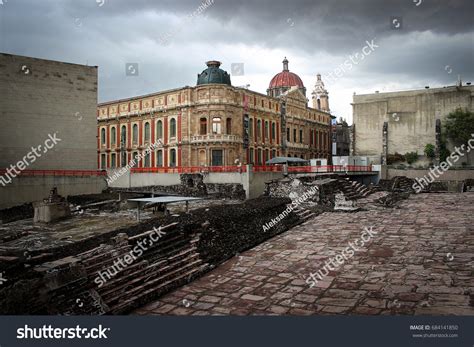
[1,0,473,122]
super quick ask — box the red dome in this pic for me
[269,70,305,89]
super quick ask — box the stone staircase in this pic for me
[36,223,209,315]
[337,179,373,200]
[293,206,317,222]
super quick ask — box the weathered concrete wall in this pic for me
[353,85,474,165]
[106,170,180,188]
[0,53,98,170]
[0,176,107,209]
[246,171,285,199]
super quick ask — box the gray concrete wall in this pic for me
[353,85,474,165]
[0,176,107,209]
[386,168,474,181]
[247,171,285,199]
[0,53,98,170]
[106,170,181,188]
[106,168,284,199]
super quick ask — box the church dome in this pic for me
[267,57,306,97]
[197,60,231,86]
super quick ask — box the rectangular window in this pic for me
[211,149,223,166]
[157,150,163,167]
[111,153,116,168]
[293,129,297,142]
[200,118,207,135]
[249,148,254,164]
[300,130,303,143]
[100,154,106,169]
[287,128,290,142]
[226,118,232,135]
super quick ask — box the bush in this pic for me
[424,144,435,160]
[405,152,418,164]
[387,152,405,165]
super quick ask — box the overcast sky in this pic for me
[1,0,473,123]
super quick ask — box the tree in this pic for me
[444,108,474,164]
[445,108,474,145]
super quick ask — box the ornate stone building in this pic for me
[97,59,333,169]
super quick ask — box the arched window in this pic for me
[132,124,138,144]
[120,125,127,146]
[100,128,106,145]
[169,148,177,167]
[212,117,222,134]
[249,118,253,137]
[226,118,232,135]
[156,120,163,139]
[156,150,163,167]
[200,118,207,135]
[144,122,150,142]
[170,118,176,138]
[111,127,116,145]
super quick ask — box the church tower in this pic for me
[312,73,329,112]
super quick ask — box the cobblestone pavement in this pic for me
[133,193,474,315]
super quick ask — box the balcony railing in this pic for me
[190,134,242,143]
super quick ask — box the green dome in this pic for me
[197,60,231,86]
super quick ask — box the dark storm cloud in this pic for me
[0,0,473,119]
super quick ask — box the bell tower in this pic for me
[312,73,329,112]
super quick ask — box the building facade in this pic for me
[97,59,333,169]
[332,119,351,156]
[352,83,474,165]
[0,53,105,208]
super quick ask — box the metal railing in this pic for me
[0,169,107,177]
[130,165,373,174]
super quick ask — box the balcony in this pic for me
[190,134,243,144]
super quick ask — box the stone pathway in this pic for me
[133,193,474,315]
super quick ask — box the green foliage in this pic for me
[444,108,474,145]
[387,152,404,165]
[439,141,450,162]
[424,144,436,159]
[405,151,419,164]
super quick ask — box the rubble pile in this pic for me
[264,177,320,202]
[0,197,300,315]
[116,174,246,200]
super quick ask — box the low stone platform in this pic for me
[134,193,474,315]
